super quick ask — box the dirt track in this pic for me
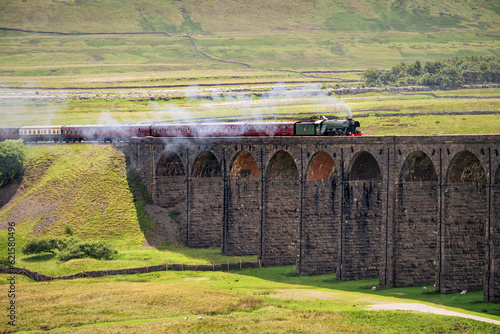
[366,303,500,325]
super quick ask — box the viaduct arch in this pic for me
[128,134,500,302]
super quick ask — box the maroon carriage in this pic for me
[195,123,246,137]
[151,124,196,137]
[62,125,107,143]
[0,127,20,141]
[105,124,152,141]
[244,122,295,136]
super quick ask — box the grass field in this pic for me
[1,86,499,135]
[0,266,499,333]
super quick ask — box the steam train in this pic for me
[0,118,361,143]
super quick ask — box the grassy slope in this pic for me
[1,0,498,34]
[0,266,499,333]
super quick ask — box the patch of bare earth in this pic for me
[142,203,184,247]
[366,303,500,325]
[0,154,57,233]
[269,289,352,301]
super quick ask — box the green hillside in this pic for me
[1,0,499,34]
[0,0,498,88]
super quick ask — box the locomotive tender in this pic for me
[0,117,361,143]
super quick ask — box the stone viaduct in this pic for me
[126,134,500,302]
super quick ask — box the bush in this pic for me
[0,140,25,188]
[64,225,74,236]
[22,236,116,261]
[22,237,67,255]
[58,240,116,261]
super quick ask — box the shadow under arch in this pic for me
[299,151,339,276]
[400,151,437,182]
[263,150,300,266]
[441,150,487,293]
[447,150,486,184]
[395,151,438,287]
[226,151,261,256]
[157,152,186,177]
[267,150,299,180]
[192,151,222,178]
[348,151,382,181]
[230,151,260,179]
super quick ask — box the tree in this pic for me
[0,140,25,187]
[362,68,381,86]
[22,237,68,255]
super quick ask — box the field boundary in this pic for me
[0,261,261,282]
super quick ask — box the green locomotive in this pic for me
[295,117,362,136]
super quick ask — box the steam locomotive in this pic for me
[0,117,361,143]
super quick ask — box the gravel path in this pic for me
[366,303,500,325]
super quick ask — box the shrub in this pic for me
[22,237,67,255]
[58,240,116,261]
[0,257,10,266]
[0,140,25,188]
[64,225,74,236]
[22,236,116,261]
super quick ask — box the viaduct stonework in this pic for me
[126,134,500,302]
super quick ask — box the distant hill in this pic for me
[1,0,499,34]
[0,1,498,86]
